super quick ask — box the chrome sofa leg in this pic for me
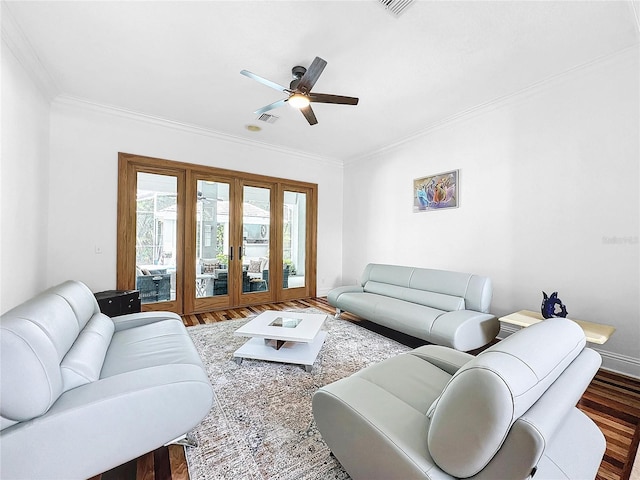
[335,308,342,319]
[165,433,198,448]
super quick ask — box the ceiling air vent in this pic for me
[257,113,279,124]
[378,0,414,17]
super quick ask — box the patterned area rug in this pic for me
[185,309,411,479]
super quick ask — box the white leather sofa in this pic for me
[0,280,213,480]
[313,317,606,480]
[328,264,498,351]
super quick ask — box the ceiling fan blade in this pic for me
[300,105,318,125]
[296,57,327,94]
[254,98,288,115]
[309,93,359,105]
[240,70,290,93]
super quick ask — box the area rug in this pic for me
[185,309,411,480]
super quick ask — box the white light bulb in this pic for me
[288,94,310,109]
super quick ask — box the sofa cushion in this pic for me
[408,268,472,298]
[46,280,100,331]
[260,257,269,272]
[201,258,219,274]
[61,313,115,391]
[370,296,444,340]
[364,281,465,311]
[427,318,586,478]
[248,259,262,273]
[100,318,205,378]
[331,292,378,319]
[362,263,413,287]
[354,353,452,414]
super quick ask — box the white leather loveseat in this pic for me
[313,317,606,480]
[0,280,213,480]
[328,264,498,351]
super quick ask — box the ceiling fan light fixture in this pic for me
[241,56,358,125]
[288,93,310,109]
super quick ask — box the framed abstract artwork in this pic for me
[413,169,459,212]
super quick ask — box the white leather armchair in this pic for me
[313,317,606,479]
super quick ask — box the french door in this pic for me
[117,153,317,315]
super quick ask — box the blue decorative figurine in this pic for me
[541,291,568,319]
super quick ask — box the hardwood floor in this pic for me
[580,370,640,480]
[94,298,640,480]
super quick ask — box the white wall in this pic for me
[47,100,344,297]
[3,12,637,378]
[0,39,51,312]
[343,47,639,376]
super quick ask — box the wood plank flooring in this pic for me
[94,298,640,480]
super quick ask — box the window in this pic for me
[117,153,317,314]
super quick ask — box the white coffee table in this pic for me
[233,310,328,372]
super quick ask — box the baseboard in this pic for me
[316,287,333,298]
[594,349,640,379]
[498,325,640,379]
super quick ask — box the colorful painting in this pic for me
[413,169,459,212]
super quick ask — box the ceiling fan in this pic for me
[240,56,359,126]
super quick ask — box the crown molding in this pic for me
[52,95,343,167]
[1,1,60,101]
[344,43,640,166]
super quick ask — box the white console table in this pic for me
[499,310,616,344]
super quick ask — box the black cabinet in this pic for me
[94,290,141,317]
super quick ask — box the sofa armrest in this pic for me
[327,285,364,306]
[0,364,212,480]
[408,345,474,375]
[313,376,433,480]
[111,311,183,332]
[476,348,604,480]
[429,310,499,351]
[518,348,601,442]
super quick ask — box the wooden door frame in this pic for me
[117,153,186,313]
[117,152,317,314]
[184,170,239,314]
[278,183,317,301]
[236,178,278,307]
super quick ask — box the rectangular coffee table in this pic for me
[233,310,328,372]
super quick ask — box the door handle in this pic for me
[239,246,242,259]
[229,246,233,261]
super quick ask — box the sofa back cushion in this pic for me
[427,318,586,478]
[45,280,100,331]
[363,281,465,311]
[0,281,109,427]
[61,313,115,390]
[360,264,490,312]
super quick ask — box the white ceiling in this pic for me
[4,1,639,161]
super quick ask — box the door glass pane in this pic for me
[195,180,230,298]
[136,172,177,304]
[243,186,270,293]
[283,191,306,289]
